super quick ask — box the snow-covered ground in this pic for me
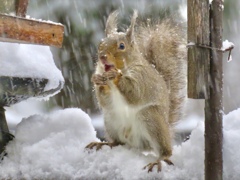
[0,107,239,179]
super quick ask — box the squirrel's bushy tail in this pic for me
[136,19,187,125]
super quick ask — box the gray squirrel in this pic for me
[86,10,187,172]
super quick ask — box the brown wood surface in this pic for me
[205,0,223,180]
[0,13,64,47]
[187,0,210,99]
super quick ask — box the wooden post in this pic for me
[188,0,224,179]
[0,107,14,154]
[205,0,223,179]
[187,0,210,99]
[15,0,29,17]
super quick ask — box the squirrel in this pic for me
[86,10,187,172]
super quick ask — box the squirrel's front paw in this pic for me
[91,74,107,85]
[92,69,122,86]
[102,69,121,80]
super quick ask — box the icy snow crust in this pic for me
[0,108,239,179]
[0,42,64,91]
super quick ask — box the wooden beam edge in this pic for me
[0,13,64,48]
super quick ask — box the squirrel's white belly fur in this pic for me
[103,82,153,150]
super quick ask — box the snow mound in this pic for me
[0,108,240,179]
[0,42,64,91]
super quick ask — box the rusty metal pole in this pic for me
[205,0,223,180]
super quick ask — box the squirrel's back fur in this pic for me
[136,19,187,125]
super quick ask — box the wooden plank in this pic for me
[0,13,64,47]
[205,0,223,180]
[187,0,210,99]
[16,0,29,17]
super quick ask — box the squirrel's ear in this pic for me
[126,10,138,44]
[105,10,119,37]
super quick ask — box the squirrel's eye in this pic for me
[119,43,125,50]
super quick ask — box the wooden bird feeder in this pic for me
[0,0,64,155]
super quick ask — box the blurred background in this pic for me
[4,0,240,142]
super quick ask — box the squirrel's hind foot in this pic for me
[143,160,162,172]
[143,158,174,173]
[85,141,121,151]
